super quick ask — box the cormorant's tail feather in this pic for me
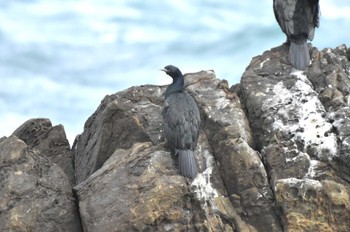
[289,42,310,70]
[176,149,198,179]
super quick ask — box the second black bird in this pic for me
[161,65,200,179]
[273,0,320,70]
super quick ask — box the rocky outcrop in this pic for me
[13,118,75,185]
[73,85,165,185]
[0,135,82,231]
[240,44,350,231]
[1,44,350,232]
[73,71,262,231]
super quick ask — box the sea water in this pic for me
[0,0,349,143]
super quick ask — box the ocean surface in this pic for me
[1,0,350,144]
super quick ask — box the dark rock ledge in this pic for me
[1,44,350,232]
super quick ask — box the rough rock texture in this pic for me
[2,44,350,232]
[0,135,82,232]
[74,71,263,231]
[240,44,350,231]
[73,85,164,185]
[13,118,75,185]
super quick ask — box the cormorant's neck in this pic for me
[165,74,184,99]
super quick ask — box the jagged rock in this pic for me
[3,44,350,232]
[0,135,82,232]
[13,118,75,185]
[240,44,350,231]
[73,84,165,185]
[74,70,275,231]
[186,72,281,231]
[75,142,190,231]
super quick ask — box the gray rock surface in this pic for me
[240,44,350,231]
[0,135,82,232]
[13,118,75,185]
[73,85,165,185]
[2,44,350,232]
[74,70,259,231]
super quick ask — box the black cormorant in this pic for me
[273,0,320,70]
[161,65,200,179]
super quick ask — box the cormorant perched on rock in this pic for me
[161,65,200,179]
[273,0,320,70]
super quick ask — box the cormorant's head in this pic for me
[162,65,184,98]
[161,65,183,79]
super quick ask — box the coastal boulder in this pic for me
[73,70,276,231]
[0,135,82,231]
[2,44,350,232]
[13,118,75,185]
[240,44,350,231]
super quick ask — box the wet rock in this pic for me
[0,135,82,232]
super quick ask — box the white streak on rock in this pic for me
[262,73,338,160]
[260,58,270,68]
[192,147,218,206]
[276,178,323,195]
[305,159,321,178]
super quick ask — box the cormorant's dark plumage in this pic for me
[161,65,200,179]
[273,0,320,70]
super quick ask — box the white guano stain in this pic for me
[262,72,338,161]
[191,148,218,207]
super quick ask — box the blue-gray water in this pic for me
[1,0,350,143]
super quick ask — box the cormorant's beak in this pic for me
[160,68,167,72]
